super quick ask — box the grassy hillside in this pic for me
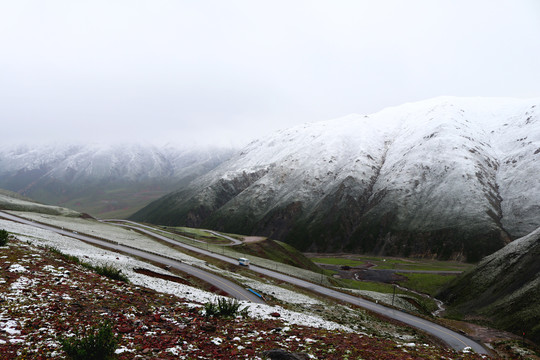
[155,226,323,273]
[438,226,540,344]
[52,183,177,219]
[233,239,321,273]
[0,188,81,217]
[0,237,491,359]
[2,191,538,357]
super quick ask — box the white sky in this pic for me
[1,0,539,147]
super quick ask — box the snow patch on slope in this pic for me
[0,219,350,332]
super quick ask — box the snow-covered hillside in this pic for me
[0,143,235,217]
[0,143,234,183]
[132,97,540,261]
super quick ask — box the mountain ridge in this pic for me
[131,97,540,261]
[0,143,236,217]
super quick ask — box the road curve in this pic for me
[205,230,243,246]
[0,211,263,304]
[109,220,489,355]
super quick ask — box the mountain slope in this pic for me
[0,188,81,217]
[438,225,540,343]
[0,143,235,218]
[131,97,540,261]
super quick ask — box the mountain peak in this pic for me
[131,97,540,261]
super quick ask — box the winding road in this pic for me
[1,211,489,354]
[109,220,489,354]
[0,211,263,304]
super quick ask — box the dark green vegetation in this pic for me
[0,229,9,246]
[439,227,540,344]
[285,207,506,263]
[92,264,130,283]
[400,273,458,297]
[47,247,129,283]
[155,224,323,273]
[129,170,508,262]
[309,254,471,315]
[204,298,247,318]
[311,255,472,272]
[52,183,178,219]
[233,239,321,272]
[59,321,120,360]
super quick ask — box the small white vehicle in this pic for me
[238,257,250,266]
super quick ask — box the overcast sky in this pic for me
[1,1,540,147]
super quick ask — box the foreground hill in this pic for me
[0,235,492,359]
[0,189,495,359]
[438,226,540,344]
[0,143,235,218]
[131,97,540,261]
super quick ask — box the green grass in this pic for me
[92,264,130,283]
[399,273,458,296]
[309,255,473,272]
[204,298,247,318]
[59,321,120,360]
[0,229,9,246]
[160,226,230,244]
[165,226,210,238]
[313,254,468,315]
[335,278,439,314]
[310,257,367,267]
[336,278,397,293]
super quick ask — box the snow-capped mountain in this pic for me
[0,143,235,217]
[131,97,540,261]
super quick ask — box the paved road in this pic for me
[0,211,263,304]
[109,220,489,355]
[2,212,488,354]
[205,230,243,246]
[103,220,241,246]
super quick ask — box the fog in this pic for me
[1,0,539,147]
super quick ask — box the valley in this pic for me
[1,191,538,358]
[0,143,235,218]
[1,97,540,358]
[130,97,540,262]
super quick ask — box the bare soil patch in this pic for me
[242,236,266,243]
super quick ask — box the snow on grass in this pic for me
[7,264,28,273]
[9,212,208,266]
[0,219,353,332]
[11,211,334,291]
[0,193,79,217]
[0,320,21,336]
[244,302,354,332]
[227,272,323,306]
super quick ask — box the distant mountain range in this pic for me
[0,143,235,218]
[130,97,540,261]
